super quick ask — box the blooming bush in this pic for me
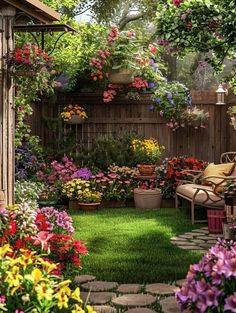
[62,179,91,200]
[108,164,138,178]
[37,207,74,234]
[0,204,87,277]
[0,244,94,313]
[60,104,88,122]
[77,190,102,203]
[15,181,44,209]
[92,172,136,201]
[72,167,93,180]
[131,138,165,164]
[156,156,207,199]
[176,239,236,313]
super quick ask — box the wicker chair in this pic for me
[175,152,236,224]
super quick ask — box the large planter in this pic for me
[65,115,85,125]
[134,188,162,209]
[108,69,133,85]
[78,202,100,211]
[137,164,156,176]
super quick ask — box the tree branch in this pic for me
[118,12,144,30]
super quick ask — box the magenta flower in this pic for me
[224,293,236,312]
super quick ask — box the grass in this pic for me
[71,207,205,284]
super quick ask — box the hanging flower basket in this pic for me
[65,115,85,125]
[108,69,134,85]
[10,68,36,77]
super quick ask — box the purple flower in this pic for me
[165,91,172,99]
[224,293,236,312]
[72,167,93,180]
[155,97,160,103]
[148,82,155,88]
[149,104,154,110]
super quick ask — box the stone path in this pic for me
[170,226,223,253]
[75,275,182,313]
[74,227,221,312]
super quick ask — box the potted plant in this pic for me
[77,190,102,211]
[60,104,88,124]
[131,138,165,176]
[227,105,236,130]
[181,106,210,129]
[134,179,162,209]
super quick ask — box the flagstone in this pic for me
[160,296,181,313]
[81,281,118,292]
[112,294,156,307]
[74,275,96,284]
[178,245,201,250]
[117,284,142,294]
[80,292,117,305]
[124,309,157,313]
[93,305,117,313]
[175,279,187,287]
[145,283,177,296]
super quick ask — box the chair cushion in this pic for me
[203,163,235,185]
[176,184,224,207]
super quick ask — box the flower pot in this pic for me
[78,202,100,211]
[108,69,134,85]
[65,115,85,125]
[137,164,156,176]
[134,188,162,209]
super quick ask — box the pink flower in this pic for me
[32,231,54,252]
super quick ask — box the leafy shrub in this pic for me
[75,132,142,171]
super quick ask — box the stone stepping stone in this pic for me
[145,283,177,296]
[208,234,222,238]
[80,292,116,305]
[112,294,156,308]
[124,309,156,313]
[206,240,218,244]
[178,245,200,250]
[178,234,194,239]
[191,239,205,244]
[188,232,206,236]
[93,305,117,313]
[175,279,187,287]
[81,281,118,292]
[160,296,181,313]
[199,243,211,249]
[74,275,96,284]
[192,229,209,233]
[201,227,209,230]
[172,241,197,246]
[170,237,187,241]
[197,235,212,240]
[117,284,142,294]
[194,250,208,254]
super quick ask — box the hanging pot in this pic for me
[108,69,134,85]
[65,115,85,125]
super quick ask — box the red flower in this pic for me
[172,0,182,7]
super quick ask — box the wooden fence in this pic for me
[28,90,236,163]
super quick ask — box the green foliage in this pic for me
[75,132,142,171]
[155,0,236,90]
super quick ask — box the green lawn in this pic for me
[71,207,205,284]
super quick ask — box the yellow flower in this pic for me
[0,244,12,258]
[35,282,53,301]
[86,305,97,313]
[38,257,57,273]
[6,265,23,288]
[25,268,42,284]
[71,288,83,303]
[72,304,85,313]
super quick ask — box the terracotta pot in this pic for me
[78,202,100,211]
[108,69,133,85]
[65,115,85,125]
[134,188,162,209]
[137,164,156,176]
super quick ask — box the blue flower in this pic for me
[155,97,161,103]
[148,82,156,89]
[149,104,154,110]
[165,91,172,99]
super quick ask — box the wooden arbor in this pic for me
[0,0,59,204]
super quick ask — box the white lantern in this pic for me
[216,84,227,105]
